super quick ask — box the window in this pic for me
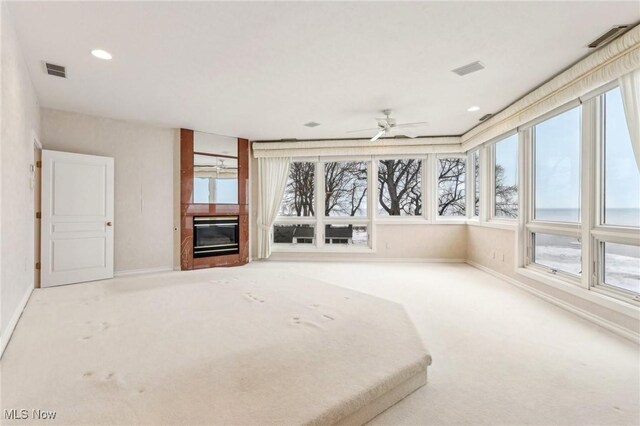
[601,242,640,294]
[532,233,581,276]
[324,224,369,246]
[603,88,640,228]
[273,160,371,251]
[533,106,581,222]
[472,150,480,217]
[526,105,582,280]
[593,87,639,299]
[279,162,315,217]
[438,157,466,217]
[377,159,422,216]
[324,161,368,217]
[274,224,315,245]
[493,134,518,218]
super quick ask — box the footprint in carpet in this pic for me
[244,292,265,303]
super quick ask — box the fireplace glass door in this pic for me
[193,216,239,258]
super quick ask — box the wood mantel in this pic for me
[180,129,249,270]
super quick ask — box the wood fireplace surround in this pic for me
[180,129,249,269]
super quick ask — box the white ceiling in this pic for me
[8,1,639,141]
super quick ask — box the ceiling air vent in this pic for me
[45,62,66,78]
[479,113,493,122]
[588,26,629,48]
[451,61,485,77]
[304,122,321,128]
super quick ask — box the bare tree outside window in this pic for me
[495,164,518,217]
[324,161,368,216]
[279,162,315,216]
[494,135,518,218]
[378,159,422,216]
[438,158,466,216]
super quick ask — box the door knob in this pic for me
[106,221,113,227]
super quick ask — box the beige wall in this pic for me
[268,224,466,261]
[0,2,41,345]
[467,225,639,335]
[40,109,177,274]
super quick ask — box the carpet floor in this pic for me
[2,261,639,425]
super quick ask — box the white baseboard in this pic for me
[0,285,33,358]
[264,257,466,264]
[114,266,174,277]
[466,260,640,344]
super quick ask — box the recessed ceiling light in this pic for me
[91,49,112,60]
[467,106,480,112]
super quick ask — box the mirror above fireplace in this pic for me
[193,131,238,204]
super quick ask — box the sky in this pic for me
[604,88,640,211]
[534,104,582,213]
[495,133,518,189]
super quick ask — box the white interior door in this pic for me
[41,150,114,287]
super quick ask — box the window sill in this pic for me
[516,267,639,318]
[272,245,375,254]
[434,218,468,225]
[374,218,430,225]
[466,220,517,231]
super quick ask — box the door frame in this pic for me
[33,131,42,289]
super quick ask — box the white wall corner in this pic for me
[0,285,33,358]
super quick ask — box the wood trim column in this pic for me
[180,129,195,270]
[180,130,249,270]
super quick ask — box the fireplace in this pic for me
[193,216,239,258]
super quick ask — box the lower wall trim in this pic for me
[263,257,466,263]
[114,266,174,277]
[466,260,640,344]
[0,286,34,358]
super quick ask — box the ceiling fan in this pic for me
[347,109,428,142]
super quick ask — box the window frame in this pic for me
[277,160,317,218]
[521,100,585,285]
[467,148,481,220]
[373,154,429,223]
[589,86,640,302]
[435,153,468,222]
[272,155,375,253]
[488,131,519,223]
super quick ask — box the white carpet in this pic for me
[0,267,430,425]
[255,262,640,425]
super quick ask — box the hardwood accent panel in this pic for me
[238,138,249,206]
[180,129,249,270]
[180,129,194,205]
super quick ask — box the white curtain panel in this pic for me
[257,157,291,259]
[618,69,640,170]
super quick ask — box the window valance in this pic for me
[252,137,462,158]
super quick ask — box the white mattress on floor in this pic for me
[1,268,431,425]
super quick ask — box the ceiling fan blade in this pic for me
[370,130,386,142]
[346,127,382,134]
[393,121,429,129]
